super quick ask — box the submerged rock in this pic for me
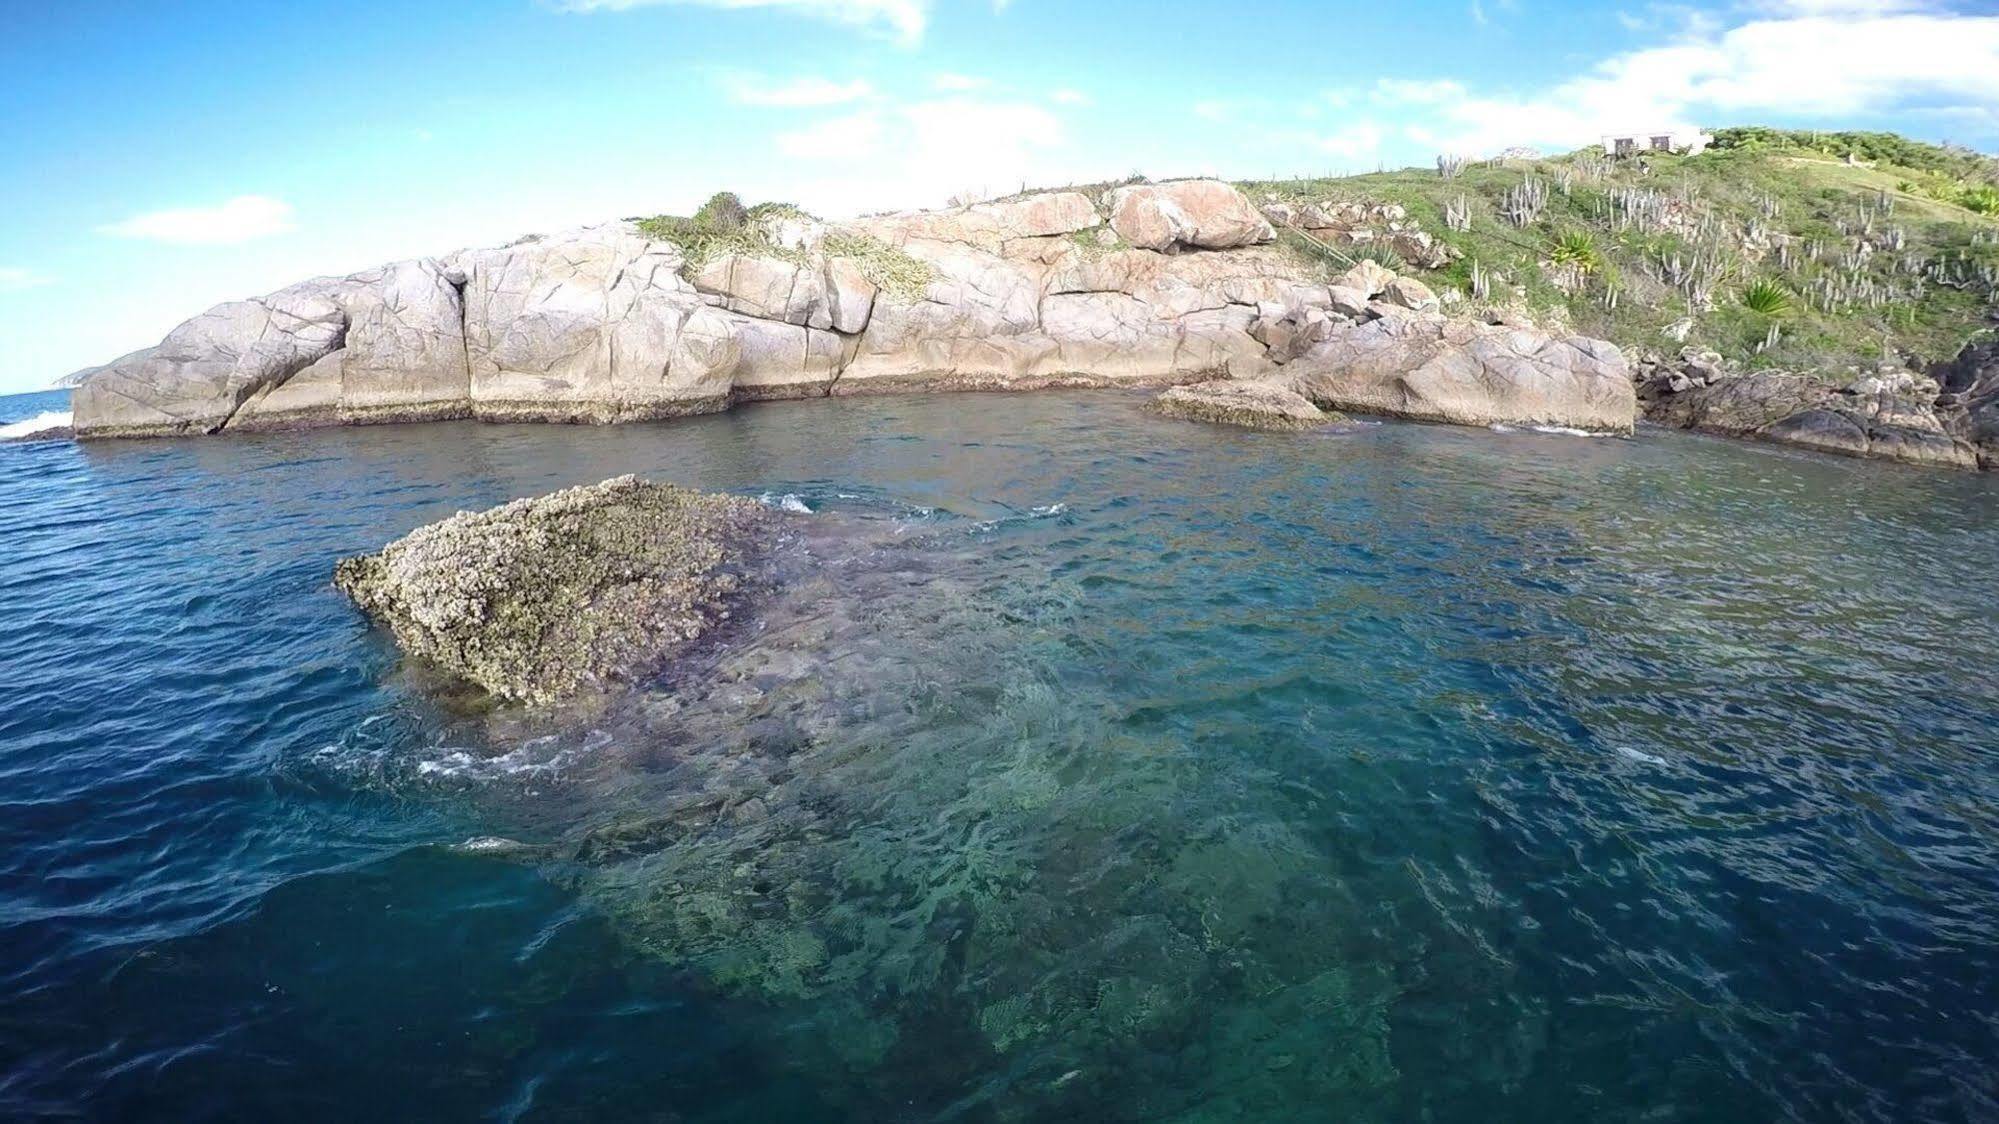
[1153,380,1341,432]
[334,476,777,703]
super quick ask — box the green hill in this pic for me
[1238,127,1999,376]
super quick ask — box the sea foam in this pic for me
[0,410,71,440]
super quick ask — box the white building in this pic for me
[1601,128,1714,158]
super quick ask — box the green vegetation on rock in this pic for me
[635,192,813,272]
[633,193,936,298]
[1237,129,1999,375]
[821,230,937,301]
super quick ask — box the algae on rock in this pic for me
[335,476,777,703]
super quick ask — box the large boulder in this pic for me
[334,476,778,703]
[1645,368,1978,469]
[1936,337,1999,468]
[232,259,474,431]
[1334,261,1396,299]
[1153,380,1342,431]
[72,279,359,436]
[1107,181,1274,253]
[74,258,477,438]
[1282,316,1636,433]
[1380,276,1439,312]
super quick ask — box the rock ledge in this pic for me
[1153,381,1341,431]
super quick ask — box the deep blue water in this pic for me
[3,386,1998,1122]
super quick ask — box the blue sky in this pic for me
[3,0,1996,394]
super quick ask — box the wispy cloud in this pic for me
[1318,122,1385,163]
[724,74,876,107]
[0,267,51,293]
[555,0,931,45]
[932,72,989,92]
[1049,88,1093,106]
[1383,3,1999,156]
[97,196,297,245]
[773,95,1073,213]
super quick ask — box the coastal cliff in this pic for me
[69,179,1637,440]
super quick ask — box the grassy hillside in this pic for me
[1239,129,1999,375]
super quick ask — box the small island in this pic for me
[60,129,1999,471]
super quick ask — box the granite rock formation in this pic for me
[1638,348,1989,470]
[70,179,1635,440]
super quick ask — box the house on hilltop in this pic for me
[1602,128,1714,158]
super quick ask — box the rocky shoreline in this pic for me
[1636,339,1998,470]
[67,179,1634,442]
[53,176,1998,469]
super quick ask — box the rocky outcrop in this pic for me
[69,180,1638,441]
[1280,316,1636,433]
[1640,351,1983,469]
[1108,180,1274,253]
[1259,199,1458,270]
[1935,337,1999,468]
[1152,380,1341,431]
[334,476,776,703]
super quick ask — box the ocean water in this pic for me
[3,386,1998,1122]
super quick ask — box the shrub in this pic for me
[1344,242,1407,272]
[634,192,800,272]
[1548,229,1601,274]
[822,231,937,301]
[692,192,748,233]
[1958,185,1999,216]
[1740,278,1793,317]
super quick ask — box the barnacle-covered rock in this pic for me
[334,476,778,703]
[1153,380,1341,432]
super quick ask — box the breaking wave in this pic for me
[0,410,71,440]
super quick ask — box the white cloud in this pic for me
[555,0,931,44]
[775,109,887,158]
[775,96,1074,214]
[1318,122,1385,164]
[1050,88,1093,106]
[0,267,51,293]
[933,72,989,92]
[726,74,875,107]
[1389,5,1999,156]
[97,196,297,246]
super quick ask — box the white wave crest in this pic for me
[0,410,71,440]
[759,491,814,514]
[1488,422,1615,439]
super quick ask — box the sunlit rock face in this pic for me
[70,180,1637,440]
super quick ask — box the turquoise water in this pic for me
[3,387,1998,1121]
